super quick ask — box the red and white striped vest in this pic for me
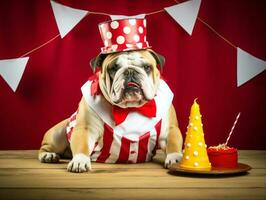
[66,79,173,163]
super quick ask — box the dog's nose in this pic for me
[124,68,137,77]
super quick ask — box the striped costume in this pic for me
[66,79,173,163]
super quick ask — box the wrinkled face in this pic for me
[99,50,161,108]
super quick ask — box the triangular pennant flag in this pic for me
[0,57,29,92]
[237,48,266,87]
[164,0,201,35]
[110,14,146,21]
[50,0,88,38]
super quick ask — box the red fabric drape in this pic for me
[0,0,265,150]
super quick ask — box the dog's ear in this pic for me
[90,54,107,72]
[148,50,165,70]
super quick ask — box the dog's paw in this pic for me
[164,152,183,169]
[39,152,60,163]
[67,154,91,173]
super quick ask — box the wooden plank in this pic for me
[0,150,164,169]
[0,168,264,189]
[0,188,265,200]
[0,150,38,159]
[0,158,164,169]
[0,150,264,168]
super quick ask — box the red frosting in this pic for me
[207,146,238,168]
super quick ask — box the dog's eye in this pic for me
[143,65,151,73]
[108,64,119,79]
[109,64,119,72]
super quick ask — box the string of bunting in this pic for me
[0,0,265,92]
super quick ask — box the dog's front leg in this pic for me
[164,105,183,168]
[67,127,91,172]
[67,98,103,173]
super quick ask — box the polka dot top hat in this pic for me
[98,18,150,54]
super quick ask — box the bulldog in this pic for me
[38,49,183,172]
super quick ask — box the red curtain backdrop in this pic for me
[0,0,265,150]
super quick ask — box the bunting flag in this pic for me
[50,0,89,38]
[0,57,29,92]
[237,48,266,87]
[110,14,146,21]
[0,1,263,92]
[164,0,201,35]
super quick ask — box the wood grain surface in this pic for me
[0,150,265,200]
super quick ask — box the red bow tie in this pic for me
[112,99,157,125]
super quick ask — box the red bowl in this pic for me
[207,147,238,168]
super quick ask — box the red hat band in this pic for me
[99,18,150,54]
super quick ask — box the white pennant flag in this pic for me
[110,14,146,21]
[50,0,88,38]
[0,57,29,92]
[164,0,201,35]
[237,48,266,87]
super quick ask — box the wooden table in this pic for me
[0,150,265,200]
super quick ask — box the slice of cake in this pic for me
[207,144,238,168]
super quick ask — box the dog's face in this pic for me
[91,50,164,108]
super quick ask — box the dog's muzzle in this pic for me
[123,68,142,93]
